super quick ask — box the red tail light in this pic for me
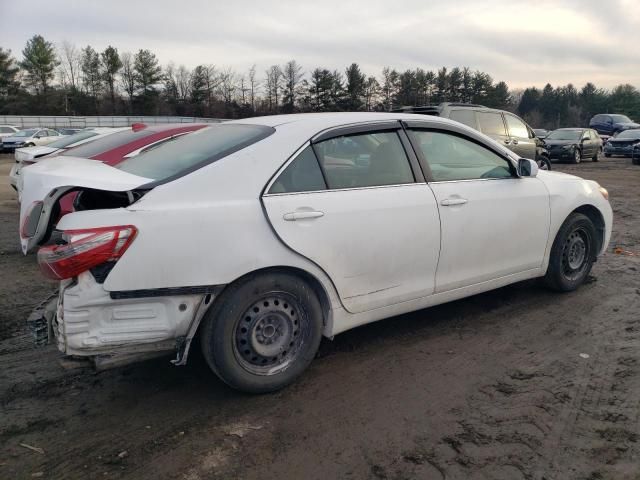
[37,225,137,280]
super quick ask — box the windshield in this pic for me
[62,129,154,158]
[610,115,632,123]
[546,130,582,141]
[13,129,38,137]
[615,129,640,140]
[117,124,275,182]
[47,130,99,148]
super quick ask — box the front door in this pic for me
[262,128,441,314]
[504,113,537,160]
[407,128,550,293]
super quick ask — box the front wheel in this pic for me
[200,272,323,393]
[544,213,597,292]
[572,148,581,164]
[537,157,551,171]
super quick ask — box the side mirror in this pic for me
[517,158,538,178]
[34,135,41,139]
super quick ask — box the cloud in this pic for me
[1,0,638,89]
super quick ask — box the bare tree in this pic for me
[237,74,249,105]
[176,65,192,102]
[120,52,136,112]
[58,40,81,91]
[265,65,282,113]
[217,67,236,104]
[202,64,220,115]
[248,64,259,112]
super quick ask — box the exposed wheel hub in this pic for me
[562,228,590,279]
[234,295,304,375]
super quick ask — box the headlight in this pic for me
[598,186,609,200]
[562,144,573,150]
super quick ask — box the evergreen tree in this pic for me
[20,35,59,94]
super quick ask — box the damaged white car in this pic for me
[20,113,613,393]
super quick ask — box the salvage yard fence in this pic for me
[0,115,226,129]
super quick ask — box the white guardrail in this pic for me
[0,115,227,128]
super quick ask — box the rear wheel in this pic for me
[200,272,323,393]
[544,213,597,292]
[604,153,612,158]
[592,148,600,162]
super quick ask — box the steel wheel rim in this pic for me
[562,227,590,280]
[233,293,307,376]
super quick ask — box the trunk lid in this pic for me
[20,156,152,254]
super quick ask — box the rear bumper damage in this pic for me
[29,272,218,369]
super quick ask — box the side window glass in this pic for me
[504,114,529,138]
[477,112,507,136]
[449,110,477,129]
[410,130,513,182]
[268,146,326,194]
[314,131,414,189]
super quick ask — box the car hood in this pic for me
[19,156,152,253]
[3,135,32,143]
[543,139,578,147]
[615,122,640,129]
[15,145,60,161]
[608,137,640,144]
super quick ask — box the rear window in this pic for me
[62,129,155,158]
[616,130,640,139]
[449,109,477,129]
[47,130,99,148]
[477,112,506,136]
[116,124,275,182]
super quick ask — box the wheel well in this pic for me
[217,266,332,329]
[572,205,605,253]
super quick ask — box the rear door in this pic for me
[581,130,595,157]
[477,110,510,147]
[262,124,441,314]
[504,113,537,160]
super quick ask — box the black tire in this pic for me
[572,147,581,164]
[544,213,597,292]
[200,272,323,393]
[25,143,35,147]
[632,156,640,166]
[537,157,551,171]
[592,148,600,162]
[604,153,612,158]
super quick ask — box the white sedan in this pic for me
[2,128,62,152]
[9,127,129,191]
[20,113,612,393]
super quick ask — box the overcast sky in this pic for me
[2,0,638,90]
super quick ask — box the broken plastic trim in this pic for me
[109,285,224,300]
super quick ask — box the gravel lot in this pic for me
[1,153,639,480]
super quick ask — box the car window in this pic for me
[477,112,506,136]
[409,130,513,182]
[63,129,155,158]
[582,131,590,140]
[269,146,327,194]
[449,110,477,129]
[0,127,14,133]
[117,124,274,182]
[313,131,414,189]
[47,130,99,148]
[504,114,529,138]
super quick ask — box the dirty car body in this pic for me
[20,113,613,393]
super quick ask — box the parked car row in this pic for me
[393,103,552,170]
[1,126,95,152]
[15,112,612,393]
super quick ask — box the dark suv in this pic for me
[589,114,639,136]
[394,103,551,170]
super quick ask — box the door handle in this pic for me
[504,139,511,145]
[511,138,518,145]
[283,210,325,221]
[440,198,468,206]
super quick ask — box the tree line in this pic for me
[1,34,639,129]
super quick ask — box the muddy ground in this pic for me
[0,153,639,480]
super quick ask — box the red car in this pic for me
[52,123,208,216]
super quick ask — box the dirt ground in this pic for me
[0,152,639,480]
